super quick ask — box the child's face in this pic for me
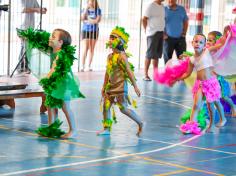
[108,35,119,49]
[207,34,216,47]
[49,30,63,49]
[192,35,206,53]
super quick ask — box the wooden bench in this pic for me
[0,88,47,114]
[0,82,28,91]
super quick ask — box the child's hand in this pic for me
[179,54,186,60]
[171,78,181,86]
[179,53,189,59]
[134,86,141,97]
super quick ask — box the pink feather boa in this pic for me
[153,58,190,86]
[180,120,201,135]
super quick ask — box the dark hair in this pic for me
[116,43,125,51]
[194,33,206,43]
[54,28,72,46]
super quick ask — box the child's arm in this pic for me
[179,51,194,59]
[121,53,141,97]
[208,36,226,52]
[101,55,111,97]
[87,15,101,24]
[101,72,109,97]
[178,62,194,80]
[47,57,58,78]
[81,8,88,21]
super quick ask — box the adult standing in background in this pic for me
[163,0,188,64]
[21,0,47,30]
[0,0,2,17]
[142,0,165,81]
[18,0,47,73]
[81,0,101,72]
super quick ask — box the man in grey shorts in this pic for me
[142,0,165,81]
[18,0,47,73]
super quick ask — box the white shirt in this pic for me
[144,2,165,36]
[190,49,213,71]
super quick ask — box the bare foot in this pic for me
[97,129,110,136]
[136,122,143,137]
[206,126,219,133]
[61,131,78,139]
[231,110,236,117]
[216,118,227,127]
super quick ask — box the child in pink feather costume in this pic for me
[155,34,227,134]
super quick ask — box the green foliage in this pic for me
[180,108,207,130]
[36,119,65,138]
[17,27,51,53]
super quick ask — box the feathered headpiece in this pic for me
[110,26,129,44]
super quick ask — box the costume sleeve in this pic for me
[212,24,236,77]
[97,8,102,16]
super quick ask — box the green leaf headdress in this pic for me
[106,26,130,50]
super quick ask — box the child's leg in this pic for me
[190,88,203,122]
[206,102,213,128]
[47,107,53,125]
[97,98,112,135]
[53,108,59,120]
[214,100,227,127]
[206,102,219,133]
[88,39,97,69]
[223,97,236,116]
[119,103,143,136]
[61,100,78,138]
[47,107,58,125]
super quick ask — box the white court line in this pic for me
[174,99,193,103]
[1,119,235,156]
[1,94,234,156]
[141,95,190,109]
[76,128,236,156]
[136,137,236,155]
[0,135,200,176]
[0,94,231,175]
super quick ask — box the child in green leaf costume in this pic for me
[97,26,143,136]
[17,28,85,138]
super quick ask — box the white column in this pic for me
[210,0,224,32]
[118,1,129,27]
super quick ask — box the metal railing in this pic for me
[0,0,235,76]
